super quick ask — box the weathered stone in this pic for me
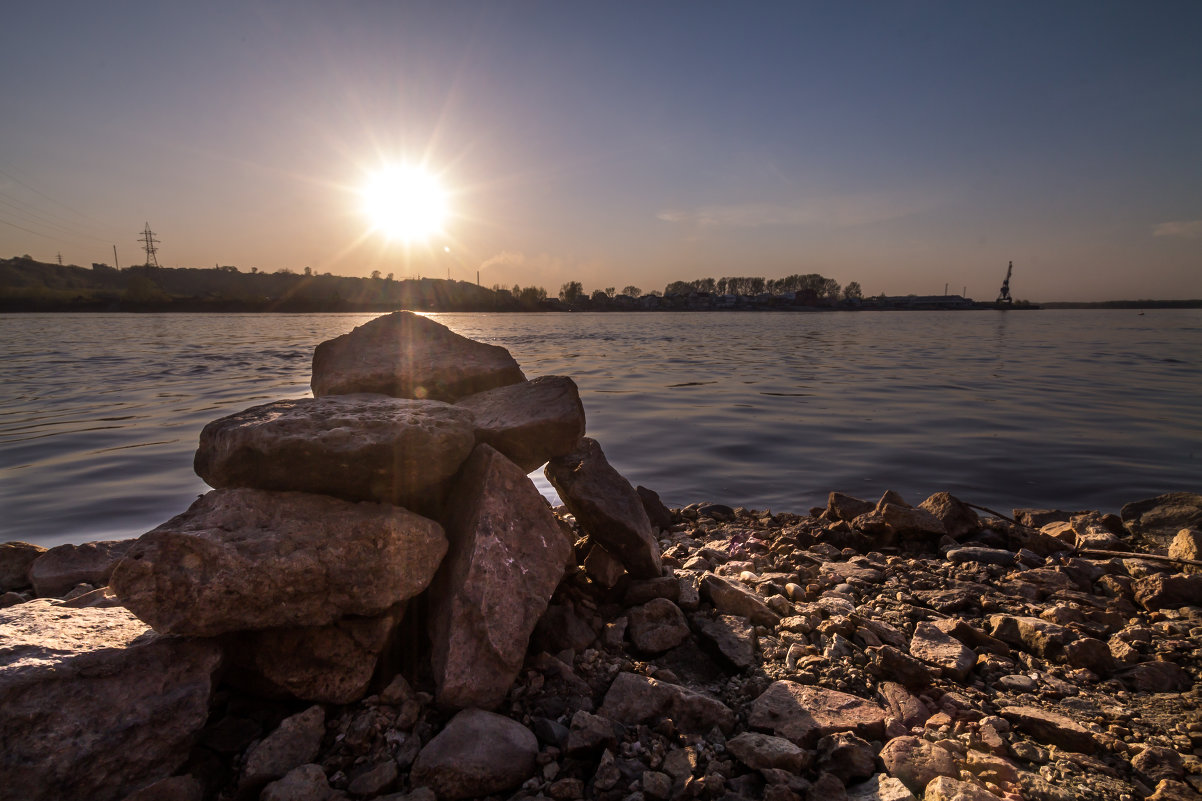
[1063,636,1114,674]
[410,708,538,800]
[546,437,662,579]
[727,732,809,774]
[242,706,325,786]
[1168,528,1202,562]
[311,311,525,401]
[1132,746,1187,786]
[1147,779,1201,801]
[260,764,331,801]
[226,606,403,704]
[853,503,946,542]
[428,445,571,709]
[627,597,690,654]
[1119,660,1190,692]
[826,492,876,522]
[583,544,627,590]
[988,615,1069,659]
[455,375,585,472]
[749,680,886,747]
[922,776,996,801]
[846,774,917,801]
[0,541,45,592]
[919,492,981,539]
[998,706,1098,753]
[878,736,958,794]
[624,576,680,606]
[194,394,475,509]
[699,573,781,626]
[1133,573,1202,610]
[692,612,757,670]
[637,485,675,531]
[868,645,934,689]
[1121,492,1202,553]
[598,671,737,734]
[29,539,132,597]
[348,760,400,796]
[945,547,1015,567]
[111,488,446,637]
[119,775,204,801]
[566,710,618,755]
[876,682,931,730]
[0,600,220,801]
[817,732,877,784]
[909,620,976,681]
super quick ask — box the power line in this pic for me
[0,193,114,245]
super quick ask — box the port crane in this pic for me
[997,261,1013,305]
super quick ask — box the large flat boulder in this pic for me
[428,445,572,709]
[545,437,662,579]
[111,488,446,636]
[311,311,525,401]
[225,605,405,704]
[1121,493,1202,552]
[748,680,887,746]
[194,394,476,509]
[0,600,221,801]
[454,376,586,472]
[597,671,737,734]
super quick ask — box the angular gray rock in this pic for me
[0,541,45,592]
[311,311,525,401]
[545,437,662,579]
[428,445,572,709]
[627,597,690,653]
[454,375,586,472]
[0,600,221,801]
[226,606,405,704]
[29,539,132,597]
[410,708,538,800]
[598,671,737,734]
[194,394,476,508]
[111,488,446,636]
[748,680,887,746]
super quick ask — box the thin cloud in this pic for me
[1152,220,1202,239]
[478,250,525,271]
[656,193,934,229]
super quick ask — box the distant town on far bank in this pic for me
[2,255,1199,314]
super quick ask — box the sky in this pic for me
[2,1,1200,302]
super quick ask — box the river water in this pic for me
[2,310,1199,547]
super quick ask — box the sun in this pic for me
[360,164,449,243]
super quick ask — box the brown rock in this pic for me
[727,732,810,774]
[869,645,934,689]
[242,705,326,786]
[1063,637,1114,674]
[988,615,1069,659]
[111,488,446,637]
[749,680,887,747]
[699,573,781,626]
[119,775,204,801]
[0,600,221,801]
[909,621,976,681]
[918,492,981,539]
[598,671,737,734]
[193,394,475,509]
[826,492,876,522]
[0,541,45,592]
[922,776,996,801]
[455,375,585,472]
[30,539,132,597]
[852,504,946,541]
[410,708,538,800]
[1133,573,1202,610]
[998,705,1098,753]
[876,682,932,730]
[692,612,758,670]
[817,732,877,784]
[878,736,958,794]
[1121,493,1202,551]
[226,606,404,704]
[1168,528,1202,564]
[260,764,331,801]
[583,543,627,589]
[627,598,690,654]
[428,445,572,709]
[311,311,525,401]
[1132,746,1186,786]
[545,437,662,578]
[637,485,675,531]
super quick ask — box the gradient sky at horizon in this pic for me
[3,1,1199,302]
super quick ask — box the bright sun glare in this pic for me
[361,164,449,243]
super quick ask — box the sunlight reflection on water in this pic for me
[1,310,1199,546]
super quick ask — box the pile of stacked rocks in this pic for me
[1,313,1200,801]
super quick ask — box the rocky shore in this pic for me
[2,311,1200,801]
